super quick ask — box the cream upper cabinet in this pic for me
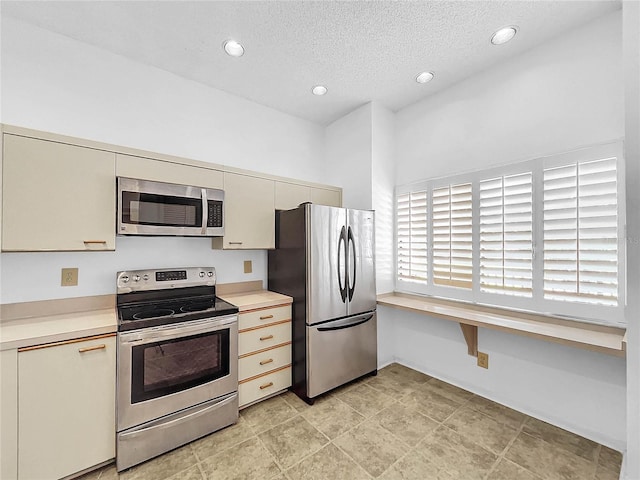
[275,181,311,210]
[213,172,275,249]
[116,154,223,189]
[2,134,116,251]
[18,335,116,480]
[311,187,342,207]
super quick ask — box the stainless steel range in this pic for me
[115,267,239,471]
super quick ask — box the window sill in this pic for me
[376,292,626,357]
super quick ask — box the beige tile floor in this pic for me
[83,363,622,480]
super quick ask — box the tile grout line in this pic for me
[481,415,530,480]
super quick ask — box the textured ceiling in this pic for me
[1,1,620,125]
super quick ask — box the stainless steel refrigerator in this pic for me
[268,203,377,404]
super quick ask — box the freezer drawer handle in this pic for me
[260,334,274,341]
[317,314,374,332]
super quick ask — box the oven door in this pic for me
[117,314,238,431]
[117,177,224,236]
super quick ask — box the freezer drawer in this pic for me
[306,311,377,399]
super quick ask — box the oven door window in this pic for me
[130,329,230,404]
[121,191,203,228]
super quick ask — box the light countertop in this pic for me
[0,308,117,351]
[219,290,292,312]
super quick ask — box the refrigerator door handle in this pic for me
[317,314,374,332]
[337,226,347,303]
[347,226,356,301]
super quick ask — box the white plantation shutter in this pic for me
[543,157,618,306]
[397,191,428,283]
[432,183,472,289]
[480,173,533,296]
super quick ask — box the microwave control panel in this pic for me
[208,201,223,227]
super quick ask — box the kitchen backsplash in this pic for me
[0,236,267,304]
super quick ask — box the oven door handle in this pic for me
[119,314,237,344]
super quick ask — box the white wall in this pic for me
[384,10,627,449]
[371,102,396,294]
[0,18,327,304]
[623,0,640,477]
[324,103,373,210]
[396,11,623,185]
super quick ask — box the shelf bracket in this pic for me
[459,323,478,357]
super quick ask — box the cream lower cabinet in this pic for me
[1,349,18,480]
[2,134,116,251]
[212,172,275,249]
[238,304,292,407]
[17,334,116,480]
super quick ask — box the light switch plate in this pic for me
[61,268,78,286]
[244,260,252,274]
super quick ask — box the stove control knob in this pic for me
[207,271,214,277]
[143,274,149,281]
[199,272,205,278]
[121,275,130,283]
[133,275,141,282]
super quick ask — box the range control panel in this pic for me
[117,267,216,293]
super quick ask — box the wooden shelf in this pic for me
[377,293,626,357]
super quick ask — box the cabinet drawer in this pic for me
[239,367,291,407]
[238,322,291,356]
[239,344,292,381]
[238,305,291,331]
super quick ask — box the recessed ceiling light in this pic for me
[311,85,328,96]
[415,71,435,84]
[223,39,244,57]
[491,26,518,45]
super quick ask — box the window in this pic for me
[397,191,428,283]
[543,157,618,306]
[479,172,533,297]
[395,142,625,325]
[432,183,472,289]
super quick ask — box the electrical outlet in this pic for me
[61,268,78,287]
[477,351,489,369]
[243,260,252,274]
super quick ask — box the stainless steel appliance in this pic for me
[117,177,224,236]
[268,204,377,403]
[115,267,239,471]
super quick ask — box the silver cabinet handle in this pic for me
[228,242,243,245]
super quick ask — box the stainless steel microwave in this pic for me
[117,177,224,236]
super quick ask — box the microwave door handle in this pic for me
[201,189,208,234]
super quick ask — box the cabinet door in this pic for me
[1,349,17,480]
[116,154,223,189]
[311,187,342,207]
[275,182,310,210]
[2,135,116,251]
[18,335,116,480]
[213,173,275,249]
